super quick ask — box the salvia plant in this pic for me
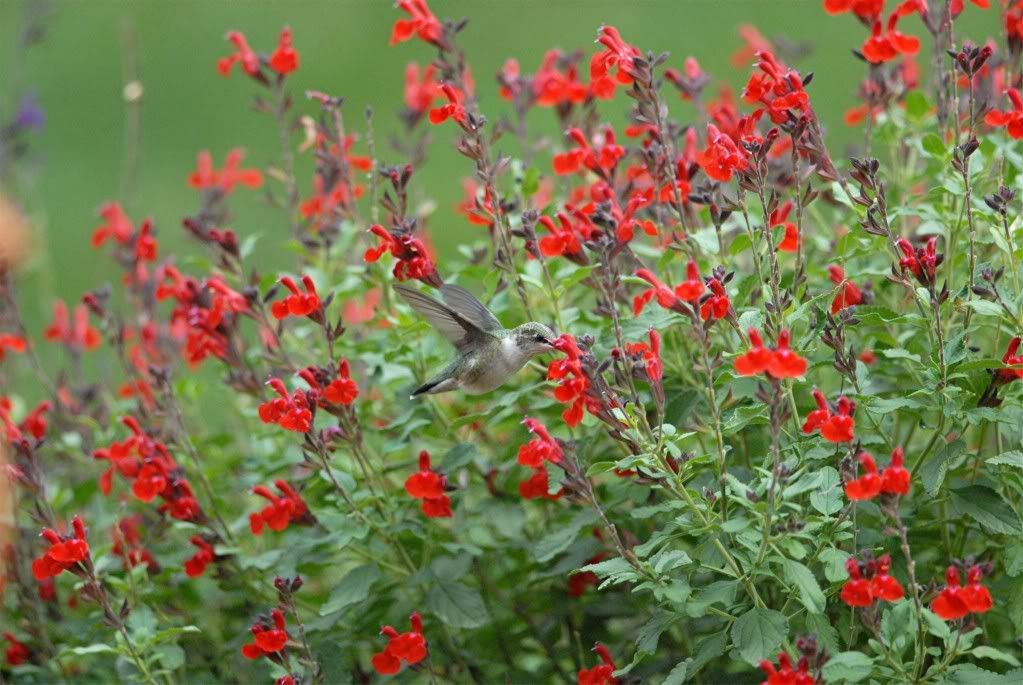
[2,0,1023,683]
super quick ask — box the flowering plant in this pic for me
[1,1,1023,684]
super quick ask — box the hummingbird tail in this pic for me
[410,376,456,398]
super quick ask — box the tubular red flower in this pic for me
[932,566,970,620]
[390,0,442,47]
[578,643,619,685]
[268,26,299,75]
[880,446,911,495]
[372,612,428,675]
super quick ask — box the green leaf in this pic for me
[820,547,851,582]
[730,607,788,665]
[425,581,488,629]
[951,485,1022,534]
[987,451,1023,470]
[660,660,690,685]
[636,612,679,657]
[920,439,965,496]
[1005,542,1023,577]
[821,651,875,683]
[922,133,946,158]
[806,612,840,654]
[782,559,826,614]
[971,646,1021,667]
[809,467,843,516]
[965,300,1004,317]
[320,565,381,616]
[70,644,119,656]
[689,631,727,675]
[905,90,929,119]
[521,167,540,197]
[534,510,596,562]
[686,580,738,618]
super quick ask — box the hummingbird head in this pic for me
[511,322,557,358]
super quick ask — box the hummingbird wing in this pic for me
[439,284,502,332]
[393,284,495,352]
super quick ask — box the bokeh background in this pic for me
[0,0,997,337]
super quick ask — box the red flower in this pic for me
[735,329,774,376]
[0,334,26,362]
[880,446,911,495]
[743,50,810,124]
[91,202,134,247]
[895,236,940,284]
[405,451,452,518]
[321,359,360,405]
[624,329,664,383]
[824,0,884,21]
[700,278,731,321]
[696,124,749,182]
[552,127,624,176]
[961,565,994,614]
[3,633,29,666]
[184,536,216,578]
[802,389,855,443]
[271,275,321,320]
[259,378,313,433]
[429,84,468,126]
[633,268,678,315]
[986,88,1023,138]
[932,566,970,620]
[518,419,563,467]
[998,336,1023,383]
[364,224,439,285]
[735,329,807,379]
[268,26,299,75]
[188,149,262,193]
[675,259,706,302]
[241,609,289,659]
[519,467,562,500]
[548,334,594,428]
[828,265,863,313]
[870,555,905,601]
[132,463,168,503]
[32,516,89,580]
[538,214,584,258]
[578,643,619,685]
[44,301,101,350]
[862,6,921,64]
[249,480,310,535]
[759,652,813,685]
[390,0,442,47]
[770,201,799,253]
[844,452,882,500]
[590,25,641,85]
[372,612,427,676]
[218,31,260,78]
[404,62,438,114]
[840,558,873,607]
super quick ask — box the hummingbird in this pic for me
[394,284,557,398]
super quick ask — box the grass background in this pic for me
[0,0,997,334]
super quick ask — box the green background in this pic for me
[0,0,997,334]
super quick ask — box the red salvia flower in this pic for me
[869,555,905,601]
[404,63,438,114]
[770,201,799,253]
[845,452,883,500]
[880,446,911,495]
[322,359,359,405]
[743,51,810,124]
[184,536,216,578]
[802,389,855,443]
[735,329,774,376]
[675,259,706,301]
[696,123,749,182]
[538,214,584,258]
[188,149,263,193]
[985,87,1023,138]
[241,609,289,659]
[895,236,940,284]
[519,467,562,500]
[828,264,864,313]
[218,31,260,78]
[32,516,89,580]
[372,612,427,676]
[768,330,807,378]
[932,566,970,620]
[429,83,468,126]
[591,25,641,87]
[518,419,563,467]
[961,565,994,614]
[862,6,921,64]
[271,275,321,320]
[3,633,29,666]
[998,336,1023,382]
[268,26,299,75]
[390,0,442,47]
[840,558,873,607]
[249,480,310,535]
[552,127,624,176]
[0,333,27,362]
[258,378,313,433]
[577,643,619,685]
[700,278,731,321]
[364,224,439,285]
[548,334,592,427]
[405,451,452,518]
[824,0,884,21]
[624,329,664,382]
[44,300,101,350]
[758,652,813,685]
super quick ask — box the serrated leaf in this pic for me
[534,510,596,562]
[782,559,826,614]
[987,451,1023,470]
[425,581,488,629]
[660,659,690,685]
[320,565,381,616]
[951,485,1022,534]
[822,651,874,683]
[809,467,843,515]
[730,607,788,665]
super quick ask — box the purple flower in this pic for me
[14,93,45,130]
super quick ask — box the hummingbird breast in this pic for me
[456,338,528,394]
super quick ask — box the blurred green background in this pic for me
[0,0,998,336]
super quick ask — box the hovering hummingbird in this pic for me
[394,284,557,398]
